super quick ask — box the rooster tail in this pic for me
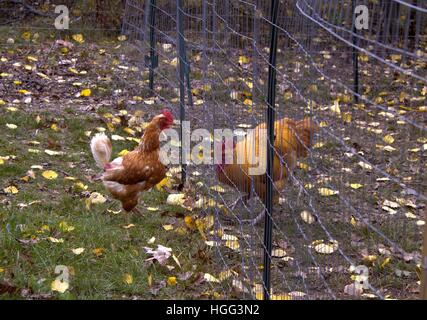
[90,133,112,169]
[294,118,319,157]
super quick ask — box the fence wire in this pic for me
[122,0,426,300]
[2,0,424,300]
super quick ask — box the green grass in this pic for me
[0,108,212,300]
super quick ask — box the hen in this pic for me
[90,110,174,213]
[216,117,318,225]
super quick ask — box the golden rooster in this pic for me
[216,117,318,225]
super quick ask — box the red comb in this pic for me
[161,109,174,122]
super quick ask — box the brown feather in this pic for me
[99,113,172,212]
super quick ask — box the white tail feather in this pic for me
[90,133,112,169]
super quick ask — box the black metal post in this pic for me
[184,51,194,107]
[177,0,187,186]
[148,0,158,93]
[352,0,359,102]
[263,0,279,301]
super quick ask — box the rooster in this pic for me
[90,110,174,213]
[216,117,318,225]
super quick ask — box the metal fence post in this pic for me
[177,0,187,186]
[184,50,194,107]
[147,0,158,93]
[421,208,427,300]
[352,0,359,102]
[263,0,279,301]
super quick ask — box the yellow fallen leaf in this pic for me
[313,142,325,149]
[156,177,172,190]
[51,279,69,293]
[300,210,315,224]
[238,55,250,65]
[184,216,196,230]
[167,276,177,286]
[204,273,220,283]
[111,135,125,141]
[26,55,38,62]
[71,248,85,255]
[225,240,240,251]
[243,98,253,106]
[383,135,395,144]
[6,123,17,129]
[45,149,65,156]
[147,273,153,287]
[92,248,104,256]
[59,221,75,232]
[48,237,64,243]
[22,32,31,41]
[123,127,135,135]
[166,193,185,206]
[318,188,339,196]
[350,183,363,189]
[272,249,287,258]
[221,234,238,241]
[218,270,234,282]
[50,123,60,132]
[72,33,84,43]
[80,88,91,97]
[383,199,400,209]
[68,67,79,74]
[123,224,135,229]
[331,100,341,115]
[42,170,58,180]
[313,240,339,254]
[117,149,129,156]
[210,185,225,193]
[4,186,19,194]
[271,294,292,300]
[172,254,181,268]
[390,54,401,62]
[284,91,293,100]
[123,273,133,285]
[297,162,309,171]
[85,192,107,209]
[342,112,352,123]
[18,89,31,95]
[163,224,174,231]
[380,257,391,269]
[358,161,372,171]
[72,182,88,192]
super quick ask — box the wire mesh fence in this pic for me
[122,0,426,300]
[0,0,425,300]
